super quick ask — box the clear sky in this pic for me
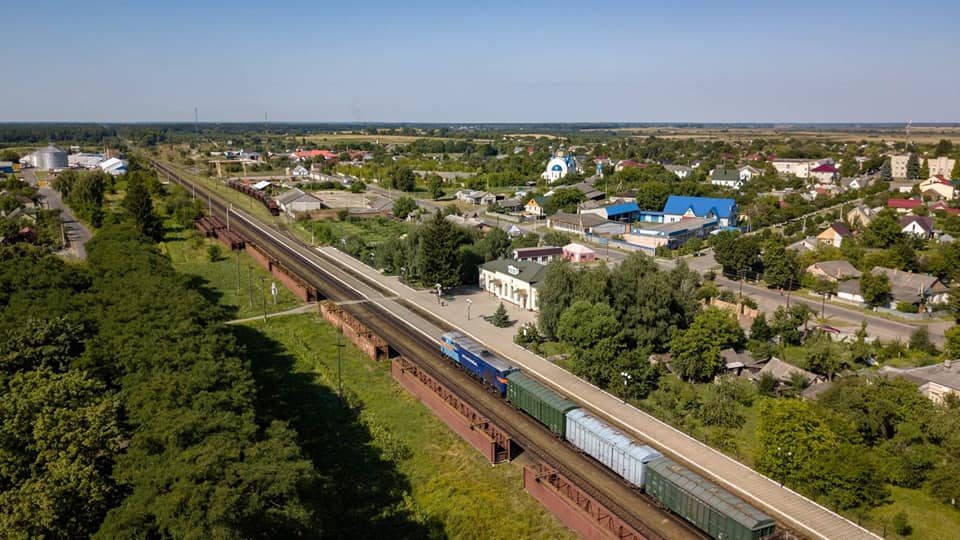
[2,0,958,123]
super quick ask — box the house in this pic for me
[664,164,693,179]
[573,182,605,201]
[721,349,762,377]
[900,216,935,239]
[710,168,743,190]
[887,198,923,213]
[808,163,839,184]
[290,165,310,177]
[836,278,864,303]
[239,150,261,163]
[889,180,917,194]
[562,243,596,263]
[478,258,545,311]
[919,176,956,200]
[846,204,876,229]
[546,212,619,235]
[754,357,823,386]
[925,156,957,178]
[871,267,950,306]
[513,246,563,264]
[928,201,960,215]
[524,196,550,217]
[580,201,640,222]
[614,159,643,172]
[806,260,862,282]
[661,196,738,227]
[739,165,762,182]
[770,158,831,179]
[456,190,497,206]
[881,361,960,404]
[815,223,853,248]
[274,188,325,216]
[840,176,871,191]
[498,198,525,213]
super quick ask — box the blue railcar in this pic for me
[440,332,517,395]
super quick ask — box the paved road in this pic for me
[315,246,879,540]
[23,169,92,259]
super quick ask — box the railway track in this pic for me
[154,160,708,540]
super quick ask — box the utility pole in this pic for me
[235,250,241,293]
[259,277,267,323]
[336,331,345,406]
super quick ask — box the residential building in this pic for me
[541,150,579,182]
[662,196,738,227]
[806,260,862,282]
[881,361,960,404]
[887,198,923,213]
[919,176,956,200]
[754,357,823,386]
[739,165,762,182]
[710,168,743,190]
[900,215,935,239]
[890,154,912,179]
[524,196,549,217]
[562,243,596,263]
[456,189,497,206]
[573,182,605,201]
[867,267,949,306]
[889,180,917,194]
[664,164,693,179]
[839,176,871,191]
[513,246,563,264]
[929,201,960,215]
[478,258,545,311]
[846,205,876,230]
[614,159,643,172]
[815,223,852,248]
[770,158,831,179]
[498,197,525,213]
[290,165,310,177]
[809,163,839,184]
[925,156,956,178]
[274,188,325,216]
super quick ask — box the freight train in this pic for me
[226,179,281,216]
[440,332,776,540]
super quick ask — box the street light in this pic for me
[620,371,632,403]
[436,283,442,304]
[466,298,472,320]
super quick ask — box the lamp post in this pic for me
[436,283,442,304]
[466,298,472,320]
[620,371,632,403]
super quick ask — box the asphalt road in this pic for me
[23,169,92,259]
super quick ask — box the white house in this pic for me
[478,258,546,311]
[739,165,762,182]
[900,216,935,239]
[809,163,839,184]
[455,189,497,206]
[664,164,693,179]
[274,188,325,216]
[291,165,310,177]
[770,158,832,179]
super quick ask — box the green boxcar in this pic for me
[645,457,776,540]
[505,372,579,438]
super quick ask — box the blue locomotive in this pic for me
[440,332,518,395]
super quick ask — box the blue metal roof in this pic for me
[662,196,737,219]
[603,202,639,216]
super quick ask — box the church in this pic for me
[541,150,580,182]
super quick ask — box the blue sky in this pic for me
[2,0,958,123]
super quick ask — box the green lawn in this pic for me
[240,313,575,540]
[859,486,960,539]
[161,224,304,320]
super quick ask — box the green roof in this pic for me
[711,168,741,182]
[506,371,578,412]
[480,258,546,284]
[647,457,775,530]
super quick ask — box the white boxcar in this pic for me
[565,408,661,488]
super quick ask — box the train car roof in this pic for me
[442,332,517,372]
[646,456,775,530]
[566,408,660,463]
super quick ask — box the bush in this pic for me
[206,243,222,262]
[893,512,912,536]
[896,301,918,313]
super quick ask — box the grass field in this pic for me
[240,313,575,539]
[580,126,960,144]
[861,486,960,539]
[162,224,304,320]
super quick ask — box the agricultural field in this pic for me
[238,313,575,540]
[585,126,960,144]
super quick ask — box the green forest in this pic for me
[0,226,444,538]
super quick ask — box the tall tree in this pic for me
[426,175,444,200]
[906,153,920,180]
[864,211,904,248]
[669,307,744,381]
[121,172,163,241]
[392,195,418,219]
[762,242,800,289]
[712,231,761,275]
[387,164,416,192]
[860,271,892,307]
[918,158,930,179]
[537,260,579,340]
[756,400,838,488]
[416,210,464,288]
[880,158,893,181]
[478,227,511,262]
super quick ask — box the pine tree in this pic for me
[491,302,510,328]
[918,158,930,179]
[880,159,893,181]
[906,153,920,180]
[122,172,163,242]
[416,210,463,288]
[952,157,960,180]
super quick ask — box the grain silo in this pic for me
[37,144,68,170]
